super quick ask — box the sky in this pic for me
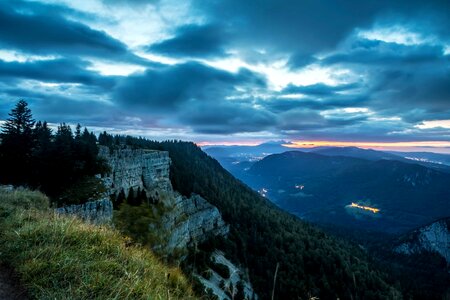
[1,0,450,151]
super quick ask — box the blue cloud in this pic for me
[0,2,145,64]
[113,61,266,111]
[147,24,228,58]
[0,58,117,89]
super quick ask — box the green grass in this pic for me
[0,188,197,300]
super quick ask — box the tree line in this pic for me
[0,100,106,205]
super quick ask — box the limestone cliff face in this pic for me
[55,198,113,225]
[98,145,230,250]
[98,145,172,196]
[394,218,450,266]
[162,194,230,250]
[98,145,256,299]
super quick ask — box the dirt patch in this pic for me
[0,265,28,300]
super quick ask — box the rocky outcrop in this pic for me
[98,146,230,250]
[0,185,14,192]
[394,218,450,266]
[162,194,229,250]
[196,251,257,300]
[55,198,113,225]
[98,146,172,196]
[98,145,257,299]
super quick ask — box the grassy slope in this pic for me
[0,188,196,300]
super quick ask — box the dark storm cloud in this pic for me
[180,101,276,134]
[191,0,450,62]
[1,0,97,21]
[317,35,450,125]
[263,93,370,114]
[193,0,388,57]
[322,40,447,66]
[369,66,450,122]
[277,109,368,132]
[147,24,227,58]
[282,82,361,96]
[0,86,113,123]
[287,54,318,69]
[0,2,145,64]
[102,0,159,6]
[114,61,266,111]
[0,58,118,89]
[112,61,270,133]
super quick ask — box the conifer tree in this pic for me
[0,100,35,184]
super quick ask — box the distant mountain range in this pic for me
[203,141,291,160]
[205,143,450,235]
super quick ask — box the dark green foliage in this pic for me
[113,202,174,260]
[125,187,149,206]
[99,134,401,299]
[376,250,450,300]
[114,189,126,209]
[0,100,35,185]
[0,101,106,205]
[158,141,400,299]
[209,260,230,279]
[235,280,246,300]
[58,176,107,206]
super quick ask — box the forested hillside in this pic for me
[99,135,401,299]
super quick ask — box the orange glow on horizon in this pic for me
[196,139,450,153]
[196,141,263,147]
[284,140,450,149]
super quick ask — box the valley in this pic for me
[205,143,450,298]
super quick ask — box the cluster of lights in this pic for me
[349,202,380,214]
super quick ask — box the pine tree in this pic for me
[74,123,82,141]
[115,189,126,209]
[32,121,53,187]
[1,100,35,137]
[0,100,35,185]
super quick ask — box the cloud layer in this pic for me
[0,0,449,145]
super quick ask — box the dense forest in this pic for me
[98,134,402,299]
[0,100,106,205]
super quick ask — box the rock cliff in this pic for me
[98,145,172,196]
[394,218,450,266]
[55,198,113,225]
[98,145,230,250]
[162,194,230,250]
[73,145,257,299]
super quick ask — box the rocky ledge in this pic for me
[98,145,172,196]
[394,218,450,266]
[55,198,113,225]
[162,194,230,250]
